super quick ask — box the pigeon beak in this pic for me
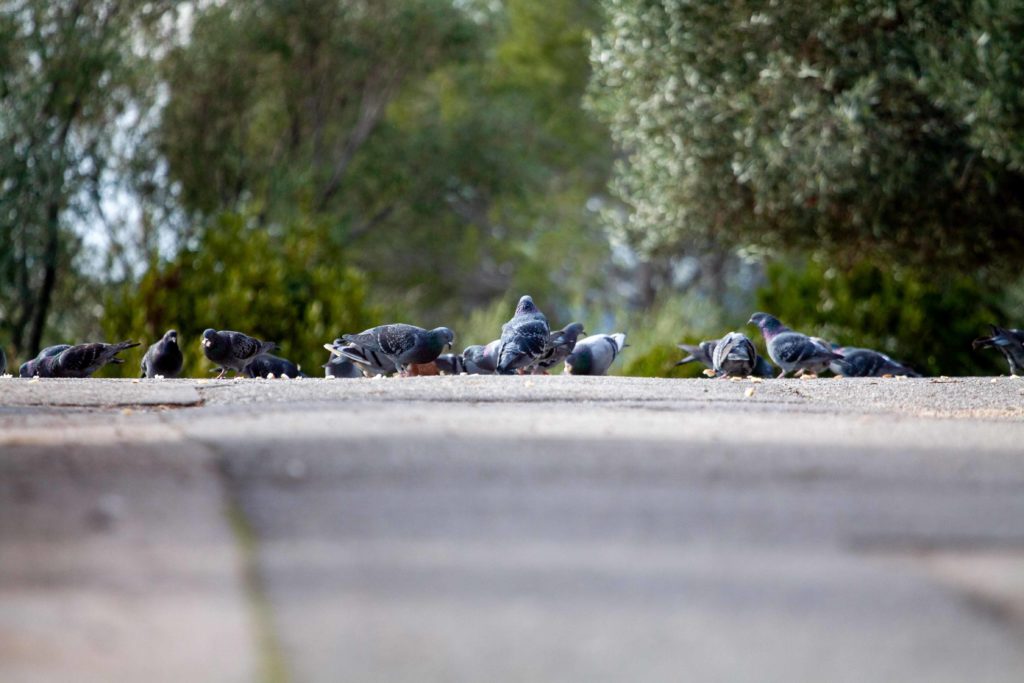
[202,339,211,348]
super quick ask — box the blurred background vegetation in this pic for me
[2,0,1022,377]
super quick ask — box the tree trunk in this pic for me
[27,200,61,357]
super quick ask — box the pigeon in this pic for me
[434,353,466,375]
[973,325,1024,375]
[140,329,184,378]
[340,324,454,376]
[201,329,276,379]
[496,295,550,374]
[533,322,585,373]
[243,353,303,378]
[325,339,396,376]
[564,333,627,376]
[712,332,761,378]
[19,344,72,377]
[34,341,140,378]
[675,340,717,369]
[462,340,500,374]
[322,352,363,378]
[748,313,842,378]
[830,347,921,378]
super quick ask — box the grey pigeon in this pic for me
[201,328,276,379]
[434,353,466,375]
[675,340,717,369]
[565,333,627,376]
[19,344,72,377]
[712,332,760,378]
[322,350,363,378]
[140,329,184,378]
[830,347,921,378]
[973,325,1024,375]
[325,339,396,376]
[463,340,500,374]
[341,324,454,376]
[35,341,140,378]
[533,322,585,373]
[243,353,303,378]
[748,313,842,378]
[496,295,550,374]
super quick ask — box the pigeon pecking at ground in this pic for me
[829,347,921,378]
[243,353,304,378]
[462,340,501,374]
[322,350,363,378]
[973,325,1024,375]
[19,344,72,377]
[340,324,454,376]
[496,295,550,374]
[712,332,765,378]
[434,353,466,375]
[324,339,395,376]
[140,329,184,378]
[201,329,276,379]
[675,340,718,370]
[564,333,627,376]
[32,341,140,378]
[748,313,843,378]
[532,322,585,373]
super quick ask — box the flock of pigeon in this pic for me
[2,295,1023,380]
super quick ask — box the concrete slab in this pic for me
[0,412,257,683]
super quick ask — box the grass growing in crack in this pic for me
[226,498,290,683]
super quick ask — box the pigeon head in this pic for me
[565,348,592,375]
[201,328,217,348]
[748,312,786,335]
[563,322,585,340]
[19,360,34,377]
[515,295,538,316]
[430,327,456,351]
[164,329,178,344]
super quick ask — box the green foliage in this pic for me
[756,259,1009,376]
[589,0,1024,271]
[102,213,374,377]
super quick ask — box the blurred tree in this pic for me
[589,1,1024,271]
[143,0,613,328]
[0,0,177,358]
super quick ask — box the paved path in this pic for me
[2,376,1024,682]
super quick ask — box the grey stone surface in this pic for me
[2,377,1024,682]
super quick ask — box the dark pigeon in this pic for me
[565,333,627,376]
[533,322,585,373]
[496,295,550,374]
[20,344,72,377]
[463,340,500,374]
[341,324,454,376]
[712,332,760,378]
[140,329,184,378]
[830,347,921,378]
[322,350,363,378]
[243,353,303,378]
[201,329,275,379]
[434,353,466,375]
[748,313,842,378]
[675,340,717,369]
[973,325,1024,375]
[34,341,140,378]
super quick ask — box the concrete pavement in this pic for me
[2,375,1024,682]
